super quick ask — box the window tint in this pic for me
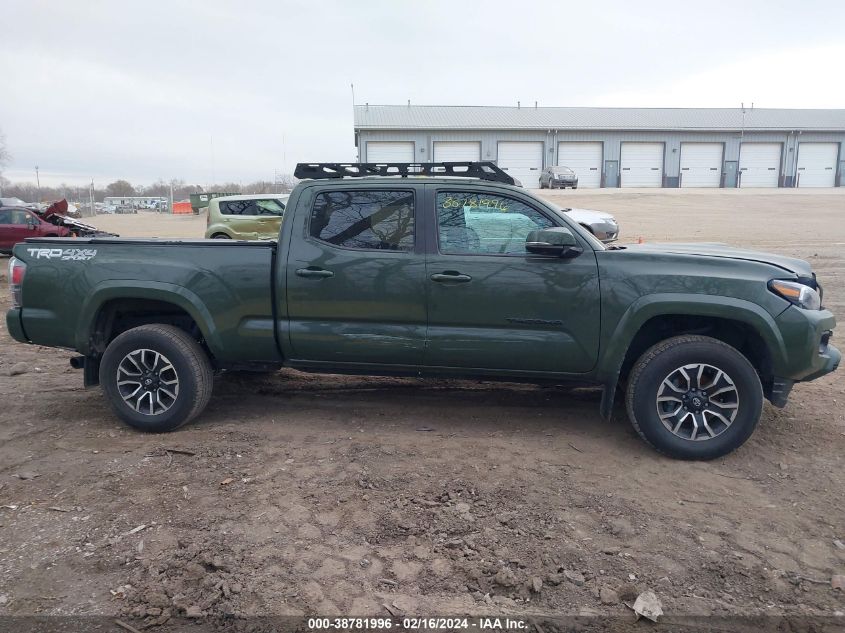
[310,190,414,251]
[220,200,258,216]
[0,209,12,224]
[436,192,554,255]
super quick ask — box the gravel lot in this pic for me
[0,189,843,628]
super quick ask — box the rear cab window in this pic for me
[309,190,415,251]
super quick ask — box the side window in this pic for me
[310,190,414,251]
[220,200,258,216]
[255,199,285,216]
[11,210,32,225]
[436,192,554,255]
[0,209,11,224]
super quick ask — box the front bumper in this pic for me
[775,307,839,382]
[5,308,28,344]
[550,180,577,188]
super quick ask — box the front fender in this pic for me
[77,281,221,356]
[595,293,787,385]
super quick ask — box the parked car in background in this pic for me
[564,207,619,242]
[205,194,289,240]
[0,205,72,253]
[0,197,34,209]
[540,166,578,189]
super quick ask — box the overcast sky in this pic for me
[2,0,843,187]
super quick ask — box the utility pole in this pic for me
[89,180,95,218]
[169,181,174,215]
[35,165,40,202]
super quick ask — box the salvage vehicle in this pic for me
[6,162,839,459]
[205,194,289,240]
[1,201,118,254]
[0,205,72,253]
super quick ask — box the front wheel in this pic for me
[625,335,762,460]
[100,324,214,432]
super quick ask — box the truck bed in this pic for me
[13,237,281,364]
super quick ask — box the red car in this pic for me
[0,206,71,254]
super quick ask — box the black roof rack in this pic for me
[294,162,517,186]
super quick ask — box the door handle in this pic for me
[430,272,472,283]
[296,267,334,279]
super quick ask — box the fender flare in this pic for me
[76,281,221,357]
[596,293,787,418]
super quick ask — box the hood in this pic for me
[624,242,812,276]
[564,207,616,223]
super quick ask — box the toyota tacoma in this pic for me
[5,162,839,459]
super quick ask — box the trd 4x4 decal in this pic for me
[27,248,98,261]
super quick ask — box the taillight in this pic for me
[9,257,26,307]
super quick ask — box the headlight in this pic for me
[769,279,821,310]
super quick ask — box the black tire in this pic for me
[211,233,231,239]
[100,324,213,432]
[625,335,762,460]
[572,185,578,189]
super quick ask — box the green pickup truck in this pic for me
[5,163,839,459]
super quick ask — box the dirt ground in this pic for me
[1,189,844,629]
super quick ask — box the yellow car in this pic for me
[205,194,289,240]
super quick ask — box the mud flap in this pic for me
[600,381,617,419]
[81,356,100,387]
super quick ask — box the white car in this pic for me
[563,207,619,242]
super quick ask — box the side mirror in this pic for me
[525,227,583,258]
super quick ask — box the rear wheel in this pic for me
[211,233,231,239]
[100,324,213,432]
[625,335,763,459]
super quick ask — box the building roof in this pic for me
[354,105,845,132]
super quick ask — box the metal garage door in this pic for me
[739,143,781,188]
[433,141,481,162]
[498,141,544,188]
[797,143,838,188]
[680,143,723,188]
[557,142,602,188]
[366,141,415,163]
[620,143,664,187]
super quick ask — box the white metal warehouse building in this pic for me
[353,105,845,189]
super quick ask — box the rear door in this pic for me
[284,184,427,366]
[423,185,601,374]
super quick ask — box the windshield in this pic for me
[543,199,606,251]
[551,167,574,174]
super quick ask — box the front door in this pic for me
[285,186,427,366]
[424,187,601,374]
[0,208,35,251]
